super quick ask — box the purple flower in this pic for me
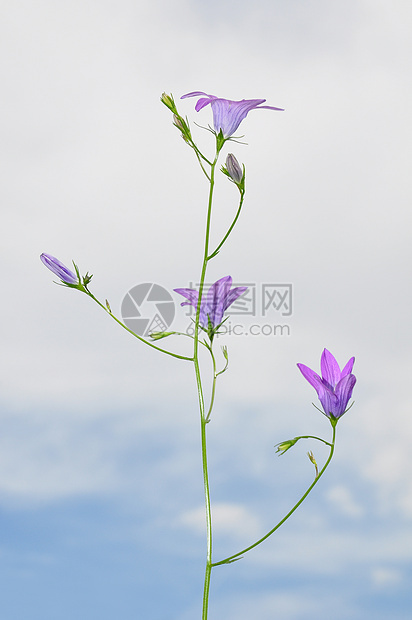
[174,276,247,338]
[181,91,283,138]
[40,253,78,285]
[297,349,356,420]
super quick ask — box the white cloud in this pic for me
[371,566,403,588]
[326,485,364,518]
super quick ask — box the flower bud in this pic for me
[160,92,175,111]
[225,153,244,184]
[40,253,78,285]
[149,331,175,340]
[307,451,319,477]
[275,437,299,455]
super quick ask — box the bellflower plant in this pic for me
[40,89,357,620]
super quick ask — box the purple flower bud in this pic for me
[40,253,78,285]
[225,153,243,184]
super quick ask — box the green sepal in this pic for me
[216,130,226,151]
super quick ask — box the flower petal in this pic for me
[181,92,214,111]
[174,287,199,308]
[321,348,341,389]
[255,104,284,111]
[212,99,267,137]
[318,385,340,418]
[181,91,209,99]
[341,356,355,377]
[204,276,232,326]
[223,286,248,311]
[334,373,357,416]
[297,363,324,395]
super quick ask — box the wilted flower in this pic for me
[225,153,244,184]
[297,349,356,420]
[174,276,247,339]
[40,253,78,285]
[181,91,283,138]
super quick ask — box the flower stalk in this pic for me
[39,91,357,620]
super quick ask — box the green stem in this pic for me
[204,346,218,424]
[295,435,333,448]
[208,189,245,260]
[212,424,336,567]
[84,290,193,362]
[192,139,225,620]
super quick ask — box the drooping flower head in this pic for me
[40,253,78,285]
[181,91,283,138]
[297,349,356,421]
[174,276,247,340]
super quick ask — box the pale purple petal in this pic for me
[223,286,248,311]
[174,287,199,308]
[204,277,231,326]
[321,348,341,390]
[255,105,284,111]
[181,91,209,99]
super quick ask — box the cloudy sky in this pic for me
[1,0,412,618]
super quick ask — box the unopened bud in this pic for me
[226,153,244,184]
[173,114,185,131]
[275,437,299,455]
[150,331,175,340]
[160,92,175,111]
[307,451,319,477]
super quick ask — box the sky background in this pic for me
[1,0,412,618]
